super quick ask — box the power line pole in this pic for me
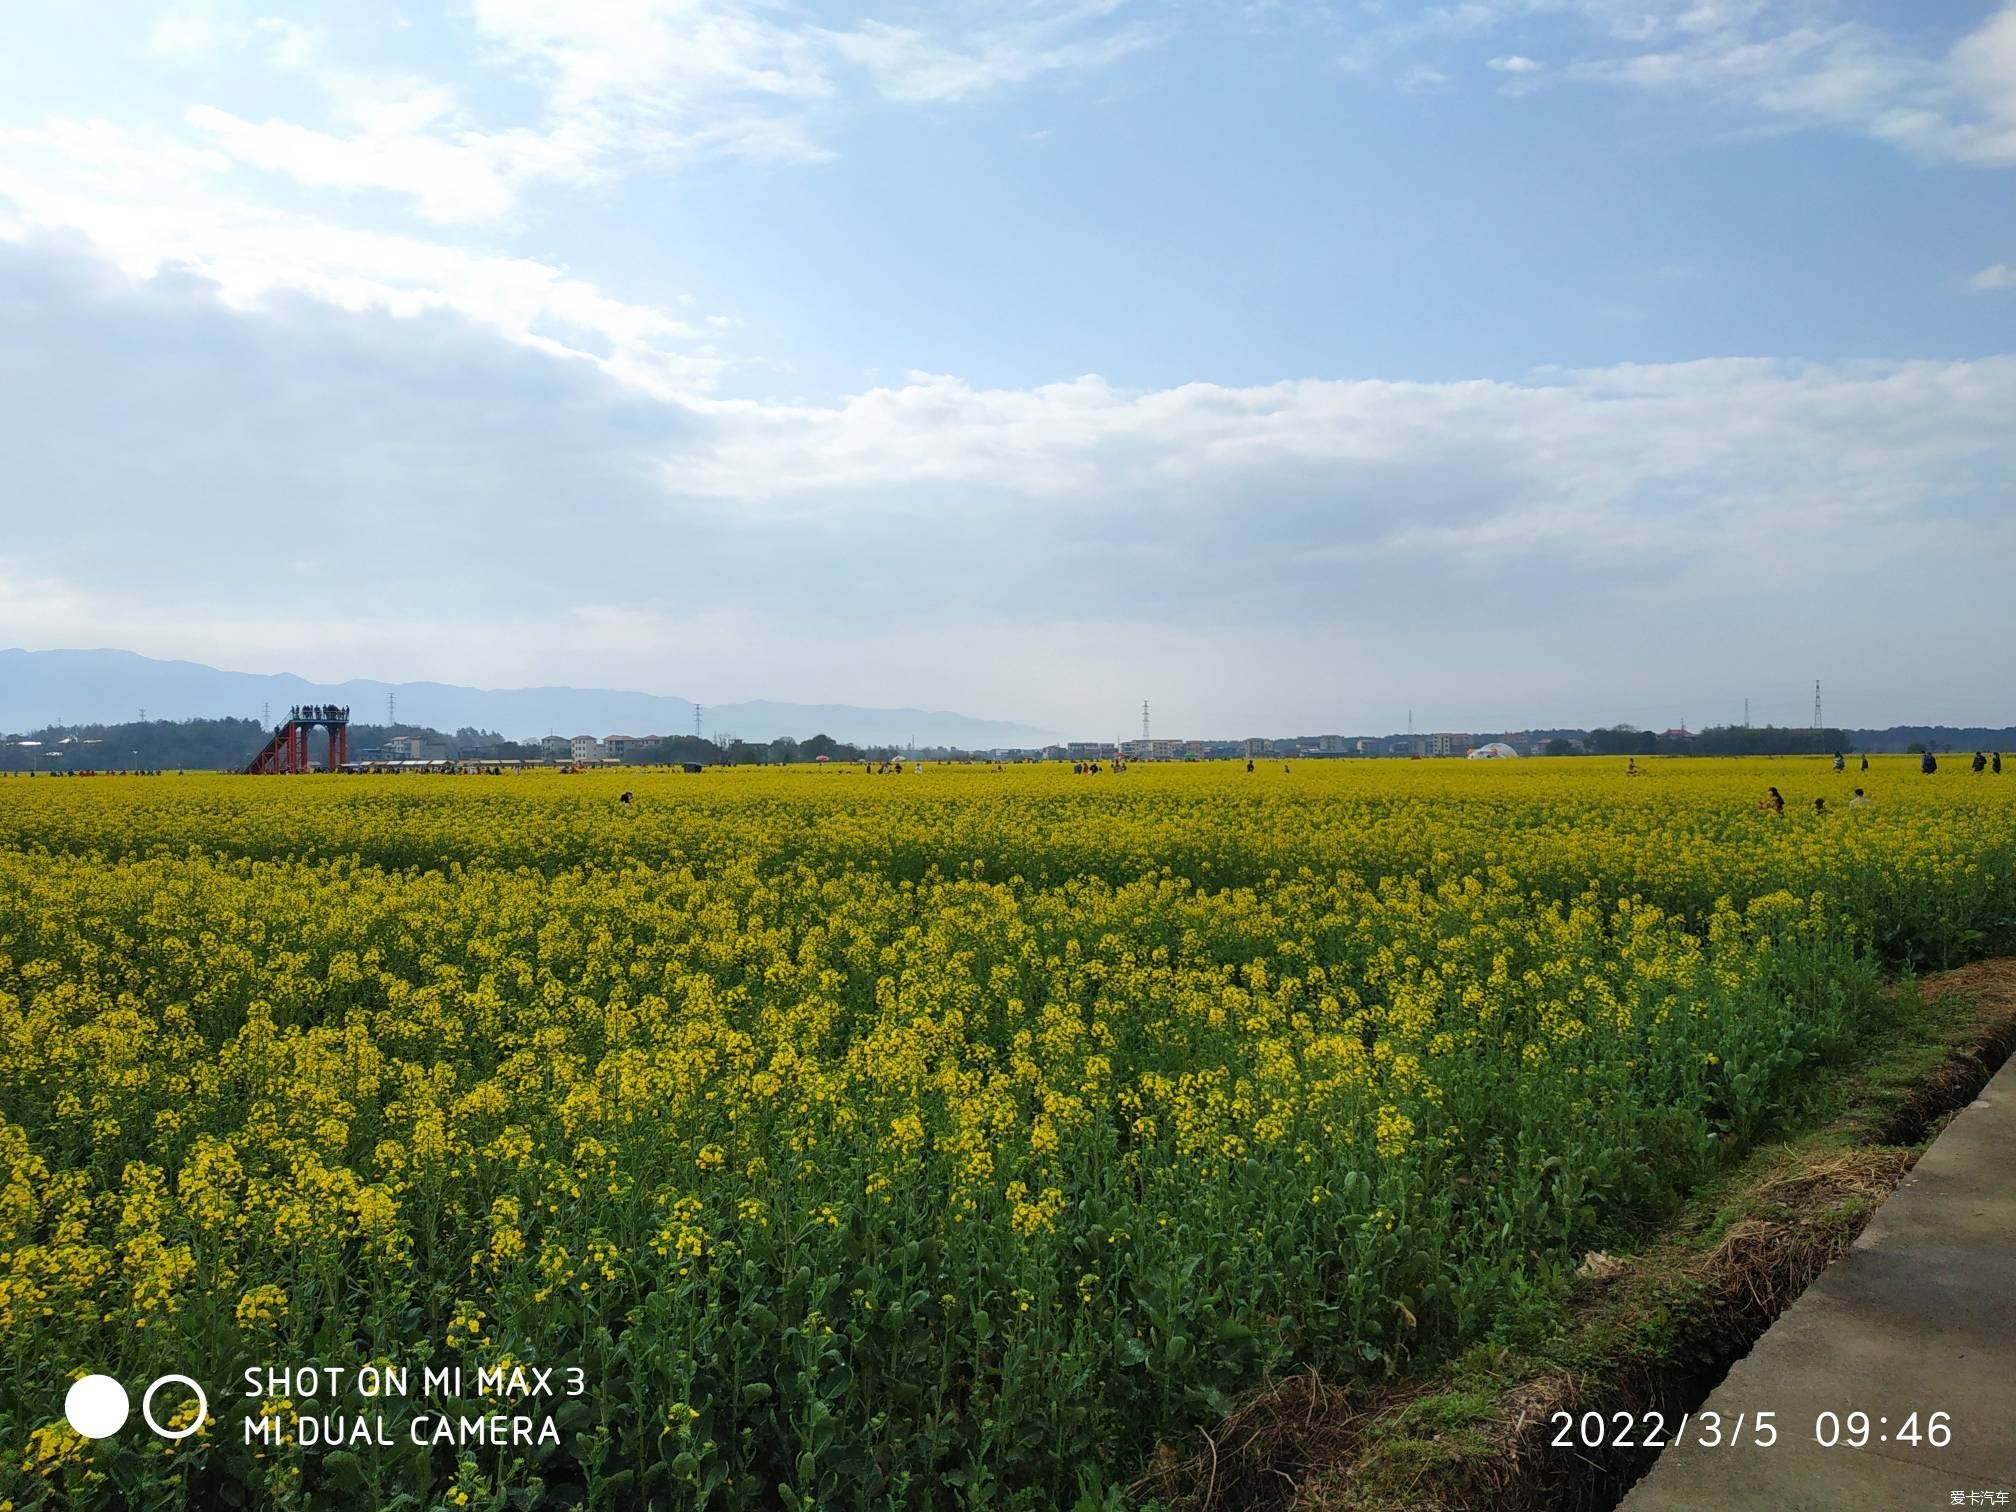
[1743,697,1749,729]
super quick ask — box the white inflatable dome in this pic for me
[1466,741,1519,759]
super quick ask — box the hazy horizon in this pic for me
[5,645,2013,745]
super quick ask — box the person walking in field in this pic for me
[1759,787,1785,815]
[1996,753,2004,774]
[1922,749,1938,774]
[1972,751,1987,774]
[1860,753,1869,772]
[1851,788,1871,807]
[1813,796,1827,815]
[1833,751,1845,772]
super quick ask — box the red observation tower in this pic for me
[246,704,350,774]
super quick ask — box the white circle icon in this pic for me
[142,1375,208,1440]
[65,1375,130,1438]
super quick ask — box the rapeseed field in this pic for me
[2,758,2010,1507]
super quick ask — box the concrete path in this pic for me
[1624,1054,2016,1512]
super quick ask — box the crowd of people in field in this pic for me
[1746,748,2002,817]
[5,767,173,777]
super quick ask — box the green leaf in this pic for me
[323,1450,368,1494]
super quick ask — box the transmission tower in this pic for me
[694,704,702,741]
[1812,680,1822,730]
[387,691,397,726]
[1743,697,1749,729]
[1141,700,1150,746]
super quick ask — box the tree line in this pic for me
[0,718,893,771]
[1577,724,1856,757]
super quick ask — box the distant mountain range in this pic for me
[0,649,1057,749]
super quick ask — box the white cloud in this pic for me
[826,9,1157,105]
[0,118,234,189]
[464,0,841,179]
[100,1,1160,230]
[138,0,2016,220]
[1574,2,2016,168]
[1332,0,2016,168]
[5,231,2013,731]
[183,104,541,224]
[1946,1,2016,163]
[673,358,2016,576]
[168,18,617,222]
[453,0,1154,187]
[0,124,728,397]
[472,0,837,116]
[1971,263,2016,292]
[146,0,254,62]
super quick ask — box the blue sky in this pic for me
[2,0,2013,737]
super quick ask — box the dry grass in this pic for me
[1133,1371,1367,1512]
[1703,1147,1914,1313]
